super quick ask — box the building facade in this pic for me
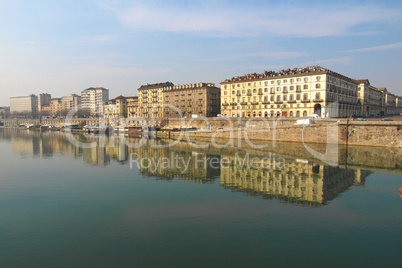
[378,88,398,115]
[10,95,37,115]
[61,94,81,114]
[50,98,63,117]
[138,82,174,118]
[104,96,128,120]
[36,93,51,114]
[81,87,109,116]
[221,66,360,118]
[355,79,383,116]
[127,96,139,117]
[163,83,221,118]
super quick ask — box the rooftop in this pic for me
[221,66,357,84]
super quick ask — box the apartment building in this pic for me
[61,94,81,113]
[104,96,128,119]
[50,98,63,116]
[138,82,174,118]
[36,93,51,114]
[127,96,139,117]
[221,66,360,118]
[81,87,109,116]
[378,88,398,115]
[355,79,383,116]
[163,83,221,118]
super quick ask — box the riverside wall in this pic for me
[1,117,401,147]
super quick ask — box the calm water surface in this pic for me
[0,129,401,267]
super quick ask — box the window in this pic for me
[316,76,321,81]
[224,91,227,95]
[242,90,246,94]
[276,87,281,92]
[276,95,281,101]
[296,85,301,90]
[237,84,240,87]
[277,80,281,85]
[264,88,268,92]
[232,90,235,94]
[271,81,274,84]
[316,83,321,89]
[283,79,287,83]
[290,94,294,100]
[315,93,321,100]
[253,89,257,93]
[290,79,294,83]
[265,81,268,86]
[224,85,227,89]
[270,96,274,101]
[290,86,294,90]
[264,96,268,101]
[303,93,308,100]
[303,85,308,90]
[283,95,287,101]
[304,77,308,82]
[297,94,301,100]
[297,78,301,82]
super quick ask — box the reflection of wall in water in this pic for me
[220,154,370,205]
[83,147,110,166]
[135,145,220,183]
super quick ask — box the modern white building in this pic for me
[81,87,109,116]
[10,95,37,114]
[61,94,81,113]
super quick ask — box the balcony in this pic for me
[258,92,263,95]
[270,92,275,94]
[262,101,270,104]
[313,99,323,102]
[287,100,296,103]
[222,103,229,106]
[251,102,259,105]
[247,93,252,96]
[240,102,248,105]
[296,89,302,92]
[230,102,237,106]
[274,101,283,104]
[236,93,241,96]
[301,99,310,103]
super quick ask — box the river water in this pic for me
[0,129,401,267]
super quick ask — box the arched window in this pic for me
[290,111,293,117]
[296,111,300,117]
[303,111,307,117]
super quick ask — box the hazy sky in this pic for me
[0,0,401,106]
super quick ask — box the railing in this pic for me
[301,99,310,103]
[288,100,296,103]
[313,99,323,102]
[274,101,283,104]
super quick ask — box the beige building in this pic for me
[355,79,383,116]
[127,96,139,117]
[138,82,220,118]
[378,88,398,115]
[164,83,221,118]
[221,66,360,118]
[138,82,173,118]
[50,98,63,117]
[36,93,51,114]
[61,94,81,114]
[81,87,109,116]
[104,96,128,120]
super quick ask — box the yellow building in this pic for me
[50,98,63,117]
[138,82,173,118]
[104,95,128,121]
[221,66,360,118]
[127,96,139,118]
[378,88,398,115]
[355,79,383,116]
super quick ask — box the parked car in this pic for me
[357,118,367,121]
[381,118,393,121]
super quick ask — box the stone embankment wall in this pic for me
[1,117,401,147]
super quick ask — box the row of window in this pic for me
[223,84,322,95]
[224,93,321,103]
[224,76,323,89]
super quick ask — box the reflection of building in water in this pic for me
[104,137,129,163]
[83,146,110,166]
[220,154,370,205]
[134,144,220,183]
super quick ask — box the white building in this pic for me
[81,87,109,116]
[36,93,51,114]
[10,95,37,115]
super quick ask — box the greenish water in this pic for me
[0,129,401,267]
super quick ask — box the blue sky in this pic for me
[0,0,401,105]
